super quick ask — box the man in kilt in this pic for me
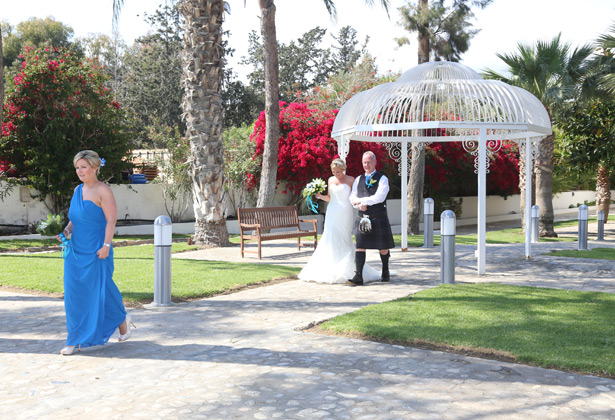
[348,151,394,286]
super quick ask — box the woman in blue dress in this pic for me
[58,150,134,355]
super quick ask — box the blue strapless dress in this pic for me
[63,184,126,347]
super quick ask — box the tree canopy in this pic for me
[0,45,132,214]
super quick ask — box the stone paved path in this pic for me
[1,223,615,419]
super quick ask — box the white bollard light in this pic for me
[578,205,588,251]
[531,205,539,243]
[154,215,173,306]
[440,210,456,284]
[423,198,434,248]
[597,210,605,241]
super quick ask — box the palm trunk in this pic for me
[596,164,611,223]
[407,142,425,234]
[535,133,557,237]
[407,0,429,234]
[256,0,280,208]
[180,0,229,246]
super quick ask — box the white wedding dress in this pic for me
[298,183,381,284]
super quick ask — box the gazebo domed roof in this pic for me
[397,60,482,82]
[331,61,552,143]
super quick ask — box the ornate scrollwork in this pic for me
[337,136,351,161]
[462,139,504,174]
[383,142,401,161]
[513,138,540,166]
[382,142,405,176]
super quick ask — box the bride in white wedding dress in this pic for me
[298,159,381,284]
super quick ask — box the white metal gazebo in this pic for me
[331,61,552,274]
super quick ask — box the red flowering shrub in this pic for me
[245,102,519,205]
[248,101,391,197]
[424,141,519,197]
[0,45,132,213]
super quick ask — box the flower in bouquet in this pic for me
[36,213,65,237]
[302,178,326,214]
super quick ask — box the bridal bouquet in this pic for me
[36,213,73,258]
[302,178,326,214]
[36,213,65,237]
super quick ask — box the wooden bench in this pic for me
[238,206,318,259]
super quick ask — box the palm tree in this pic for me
[597,22,615,93]
[113,0,229,246]
[179,0,229,245]
[396,0,493,234]
[255,0,281,207]
[483,34,594,237]
[256,0,391,207]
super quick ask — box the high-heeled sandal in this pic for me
[60,344,80,355]
[118,314,136,342]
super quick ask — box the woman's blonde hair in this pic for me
[330,158,347,171]
[73,150,102,173]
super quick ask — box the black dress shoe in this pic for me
[380,273,390,282]
[347,273,364,286]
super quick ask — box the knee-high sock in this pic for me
[380,251,390,277]
[355,251,366,276]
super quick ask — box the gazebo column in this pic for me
[401,141,408,251]
[524,136,533,259]
[477,128,487,275]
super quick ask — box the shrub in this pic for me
[0,45,133,214]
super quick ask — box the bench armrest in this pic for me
[239,223,261,229]
[301,219,318,232]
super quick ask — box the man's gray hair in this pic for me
[363,151,376,162]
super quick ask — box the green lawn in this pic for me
[548,247,615,261]
[0,242,300,304]
[320,283,615,377]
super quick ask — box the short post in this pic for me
[578,205,588,251]
[440,210,456,284]
[423,197,434,248]
[597,210,605,241]
[531,205,540,243]
[154,215,173,306]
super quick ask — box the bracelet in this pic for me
[103,243,111,248]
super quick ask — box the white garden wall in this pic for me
[1,181,612,235]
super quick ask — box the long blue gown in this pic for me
[63,184,126,347]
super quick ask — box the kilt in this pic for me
[354,210,395,250]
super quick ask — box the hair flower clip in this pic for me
[99,158,106,167]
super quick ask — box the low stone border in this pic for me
[0,238,188,254]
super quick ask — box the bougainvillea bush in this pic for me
[425,141,520,198]
[245,101,519,208]
[0,45,133,214]
[247,101,393,200]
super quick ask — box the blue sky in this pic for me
[3,0,615,80]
